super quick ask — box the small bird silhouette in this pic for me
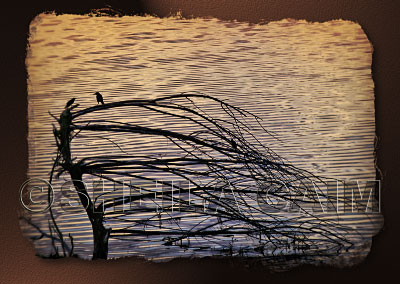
[93,92,104,105]
[65,98,76,108]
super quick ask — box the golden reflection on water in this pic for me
[24,13,381,262]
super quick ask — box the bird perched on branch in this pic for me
[93,92,104,105]
[65,98,76,108]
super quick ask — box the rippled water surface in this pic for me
[24,14,382,265]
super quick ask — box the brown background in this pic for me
[1,0,399,283]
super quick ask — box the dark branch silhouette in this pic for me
[47,92,354,261]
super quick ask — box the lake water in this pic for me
[23,13,382,267]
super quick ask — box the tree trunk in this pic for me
[70,167,110,260]
[59,108,111,260]
[92,217,111,260]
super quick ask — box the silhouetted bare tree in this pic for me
[49,92,353,260]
